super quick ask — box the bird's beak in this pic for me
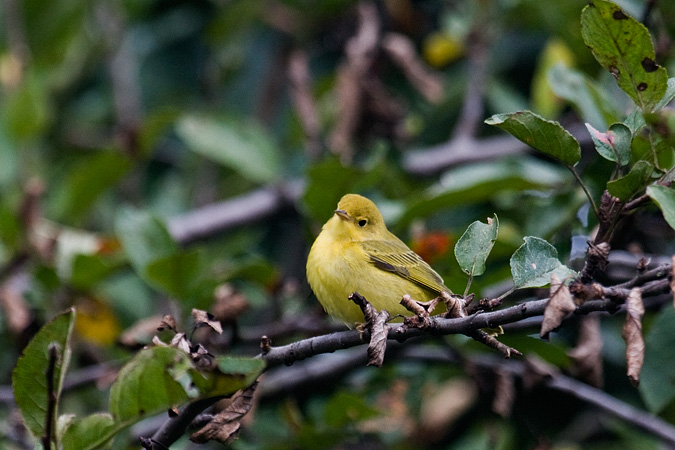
[334,209,351,221]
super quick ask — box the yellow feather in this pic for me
[306,194,451,327]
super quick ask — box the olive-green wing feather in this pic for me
[360,237,448,294]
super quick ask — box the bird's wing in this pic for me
[360,237,448,294]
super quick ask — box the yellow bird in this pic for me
[306,194,451,327]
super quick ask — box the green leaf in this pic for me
[202,356,266,397]
[114,208,177,276]
[49,151,131,223]
[606,161,653,200]
[585,122,631,165]
[581,0,668,111]
[109,346,194,422]
[640,306,675,413]
[61,413,117,450]
[12,309,75,440]
[647,185,675,230]
[145,249,204,300]
[454,214,499,277]
[510,237,576,289]
[176,114,281,184]
[549,64,619,130]
[485,111,581,166]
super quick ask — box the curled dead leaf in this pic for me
[367,310,391,367]
[192,308,223,334]
[567,316,603,387]
[541,274,576,337]
[622,288,645,387]
[190,382,258,444]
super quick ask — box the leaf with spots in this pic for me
[485,111,581,166]
[510,237,577,289]
[581,0,668,111]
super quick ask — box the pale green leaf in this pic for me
[176,115,281,183]
[510,237,576,289]
[454,215,499,277]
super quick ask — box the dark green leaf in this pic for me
[202,356,266,397]
[647,185,675,230]
[581,0,668,111]
[454,215,499,277]
[606,161,653,200]
[640,307,675,413]
[510,237,576,289]
[585,122,631,165]
[12,309,75,439]
[485,111,581,166]
[176,114,281,184]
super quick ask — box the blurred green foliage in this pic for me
[2,0,675,449]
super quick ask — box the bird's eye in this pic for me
[358,219,367,227]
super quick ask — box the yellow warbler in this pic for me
[307,194,451,327]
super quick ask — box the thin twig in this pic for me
[568,165,600,220]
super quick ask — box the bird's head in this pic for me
[324,194,387,241]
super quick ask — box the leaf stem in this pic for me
[568,165,600,220]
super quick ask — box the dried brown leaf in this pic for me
[158,315,177,332]
[567,316,603,387]
[170,333,191,354]
[541,274,576,337]
[622,288,645,387]
[367,310,391,367]
[192,308,223,334]
[190,382,258,444]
